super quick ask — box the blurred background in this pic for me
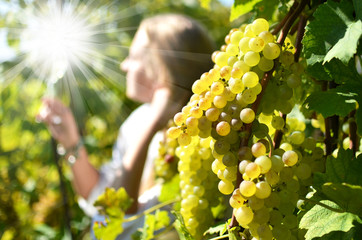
[0,0,234,239]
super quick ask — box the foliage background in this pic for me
[0,0,232,239]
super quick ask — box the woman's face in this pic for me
[121,29,156,103]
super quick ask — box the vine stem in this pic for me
[271,1,298,35]
[123,198,180,223]
[229,0,310,229]
[300,197,345,213]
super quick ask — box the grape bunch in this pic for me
[163,18,324,239]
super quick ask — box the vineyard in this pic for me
[1,0,362,240]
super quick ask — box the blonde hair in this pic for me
[139,14,215,103]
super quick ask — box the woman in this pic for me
[38,13,215,238]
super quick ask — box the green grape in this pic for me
[244,51,261,66]
[240,108,255,124]
[269,209,283,226]
[295,163,312,180]
[242,71,259,88]
[255,156,272,173]
[272,224,291,240]
[255,181,271,199]
[215,51,229,67]
[226,44,239,56]
[251,18,269,34]
[288,131,305,145]
[220,66,232,80]
[223,166,237,181]
[235,206,254,225]
[250,83,262,95]
[178,132,191,146]
[264,192,280,208]
[239,159,251,174]
[231,66,243,78]
[239,180,256,197]
[280,142,292,151]
[302,137,316,151]
[258,56,274,72]
[231,118,243,130]
[286,73,301,88]
[271,115,285,130]
[249,37,265,52]
[279,167,294,182]
[286,178,300,192]
[174,112,186,126]
[190,106,203,118]
[239,37,251,53]
[228,77,245,94]
[278,84,293,100]
[279,51,294,67]
[222,151,238,167]
[265,170,279,186]
[167,126,182,139]
[198,97,212,110]
[228,55,238,67]
[216,121,231,136]
[245,162,261,179]
[192,79,207,94]
[257,224,273,239]
[233,60,250,73]
[213,95,228,108]
[214,139,231,155]
[248,196,264,210]
[241,88,257,104]
[258,31,274,43]
[211,81,224,95]
[282,214,298,229]
[282,150,299,166]
[230,30,243,45]
[251,142,267,158]
[253,207,270,225]
[218,180,234,195]
[263,43,280,60]
[230,189,246,208]
[205,107,220,122]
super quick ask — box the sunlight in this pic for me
[21,0,98,83]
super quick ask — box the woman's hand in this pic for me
[37,98,80,149]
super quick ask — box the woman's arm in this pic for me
[38,98,99,199]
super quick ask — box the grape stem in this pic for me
[271,1,298,35]
[123,197,180,223]
[300,197,345,213]
[273,113,286,149]
[207,234,230,240]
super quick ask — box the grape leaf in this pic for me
[94,187,133,213]
[306,58,361,84]
[254,0,279,20]
[204,221,228,236]
[230,0,263,22]
[155,210,170,230]
[303,0,361,65]
[93,217,124,240]
[304,89,357,118]
[353,0,362,21]
[228,226,243,240]
[314,149,362,190]
[141,214,156,240]
[299,200,361,240]
[159,174,180,203]
[322,183,362,216]
[313,225,362,240]
[172,211,195,240]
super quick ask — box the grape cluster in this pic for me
[164,18,323,239]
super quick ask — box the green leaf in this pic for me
[303,0,360,65]
[324,20,362,64]
[172,211,195,240]
[322,183,362,217]
[155,210,170,230]
[230,0,263,22]
[228,226,243,240]
[159,174,180,203]
[312,224,362,240]
[254,0,279,20]
[141,214,156,240]
[204,221,228,236]
[306,58,361,84]
[314,149,362,189]
[93,217,124,240]
[353,0,362,21]
[304,89,357,118]
[300,200,361,240]
[94,187,133,213]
